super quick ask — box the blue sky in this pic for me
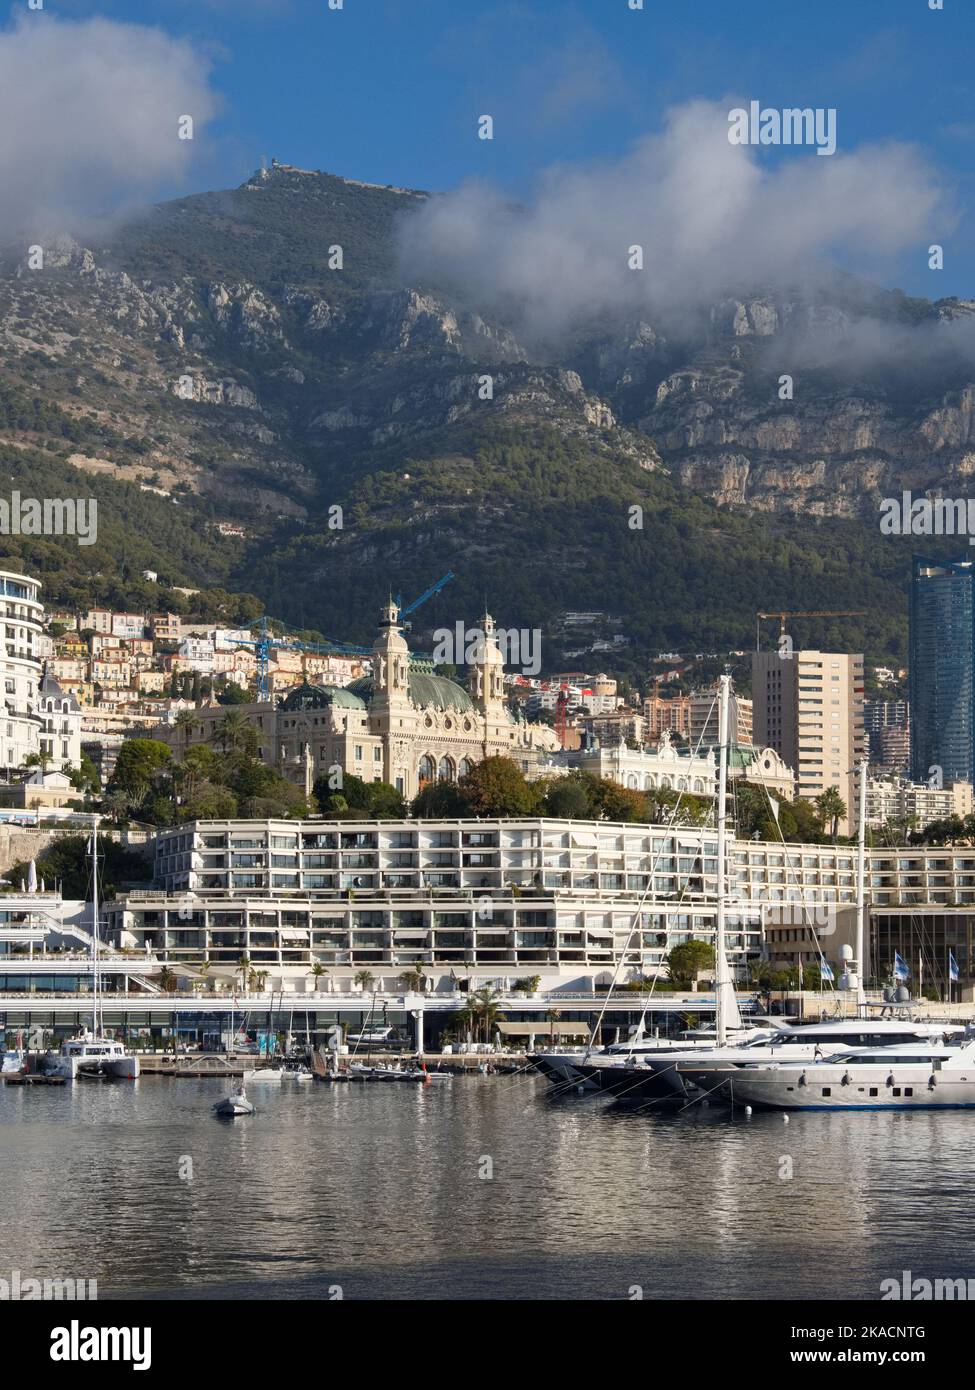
[8,0,975,296]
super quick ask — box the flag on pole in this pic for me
[819,956,834,983]
[949,950,960,984]
[893,951,910,982]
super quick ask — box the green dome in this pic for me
[348,671,474,712]
[279,681,367,711]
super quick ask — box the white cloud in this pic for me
[397,100,951,345]
[0,13,218,238]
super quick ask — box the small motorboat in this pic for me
[243,1066,284,1083]
[280,1062,314,1081]
[214,1084,254,1117]
[1,1050,25,1076]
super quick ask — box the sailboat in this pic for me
[530,675,770,1091]
[578,693,928,1103]
[538,674,757,1095]
[215,995,257,1114]
[46,822,140,1081]
[661,758,970,1106]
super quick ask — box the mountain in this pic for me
[2,161,973,668]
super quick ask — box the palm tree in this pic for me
[173,709,198,755]
[211,709,253,754]
[815,787,847,839]
[473,986,506,1044]
[546,1007,562,1045]
[354,969,376,993]
[398,967,426,993]
[159,966,178,994]
[236,954,251,993]
[100,789,134,825]
[309,962,328,992]
[452,996,479,1046]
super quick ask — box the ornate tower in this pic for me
[370,602,413,791]
[372,601,411,710]
[470,612,505,717]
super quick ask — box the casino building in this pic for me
[165,604,560,799]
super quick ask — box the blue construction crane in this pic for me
[238,573,456,701]
[233,617,372,703]
[395,570,455,623]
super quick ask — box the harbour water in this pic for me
[2,1073,974,1300]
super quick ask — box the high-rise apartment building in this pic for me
[910,557,974,786]
[752,649,865,833]
[0,569,43,775]
[864,698,910,770]
[877,724,911,774]
[643,694,690,739]
[688,686,753,749]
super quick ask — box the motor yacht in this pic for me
[683,1039,975,1110]
[623,1019,967,1103]
[46,1035,140,1081]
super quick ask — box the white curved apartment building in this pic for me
[0,569,42,774]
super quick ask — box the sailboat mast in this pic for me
[715,673,730,1047]
[91,816,100,1037]
[855,757,867,1015]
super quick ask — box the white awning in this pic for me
[498,1021,590,1037]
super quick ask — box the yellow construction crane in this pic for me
[756,609,867,650]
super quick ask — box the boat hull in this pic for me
[49,1053,140,1080]
[699,1063,975,1111]
[527,1054,592,1086]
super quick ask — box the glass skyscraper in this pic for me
[909,557,975,785]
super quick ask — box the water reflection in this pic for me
[1,1076,973,1299]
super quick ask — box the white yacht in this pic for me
[652,1019,966,1102]
[45,824,140,1082]
[281,1060,314,1081]
[49,1035,140,1081]
[589,743,966,1106]
[243,1065,284,1083]
[684,1040,975,1110]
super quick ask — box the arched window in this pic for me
[693,778,703,793]
[627,774,638,789]
[458,758,474,779]
[644,775,653,791]
[418,754,435,783]
[661,776,672,790]
[438,756,455,782]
